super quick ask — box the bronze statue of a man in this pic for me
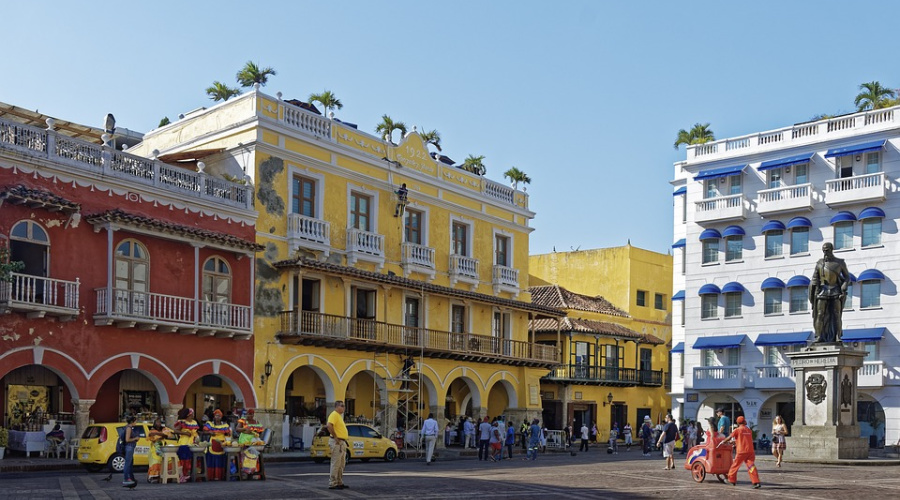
[809,242,851,343]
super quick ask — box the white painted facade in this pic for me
[670,107,900,448]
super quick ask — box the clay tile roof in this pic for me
[529,317,662,344]
[84,209,264,252]
[0,185,80,213]
[273,257,566,318]
[528,285,629,318]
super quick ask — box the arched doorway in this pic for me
[858,393,885,448]
[698,396,744,432]
[1,365,75,431]
[283,366,329,424]
[92,369,166,423]
[486,380,513,419]
[344,370,385,426]
[183,375,240,423]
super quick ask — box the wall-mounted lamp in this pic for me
[261,360,273,385]
[603,392,614,407]
[855,155,862,162]
[717,348,724,354]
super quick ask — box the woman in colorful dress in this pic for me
[772,415,788,467]
[235,409,265,445]
[173,408,200,482]
[146,417,174,483]
[205,409,232,480]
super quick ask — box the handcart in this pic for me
[684,431,733,483]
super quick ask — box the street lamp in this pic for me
[603,392,614,407]
[261,360,273,385]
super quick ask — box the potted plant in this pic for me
[0,426,9,459]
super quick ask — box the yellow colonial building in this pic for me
[529,245,673,434]
[129,87,564,450]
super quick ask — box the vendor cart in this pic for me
[684,431,733,483]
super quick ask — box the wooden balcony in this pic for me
[94,287,251,339]
[541,364,664,387]
[277,310,558,367]
[0,272,80,321]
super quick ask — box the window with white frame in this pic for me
[725,235,742,262]
[837,156,853,178]
[202,256,231,303]
[350,191,372,231]
[681,196,687,223]
[450,304,467,333]
[451,221,470,257]
[680,300,685,326]
[726,347,740,366]
[789,287,808,313]
[702,239,719,264]
[765,345,780,365]
[292,174,317,217]
[834,221,853,250]
[865,152,881,174]
[704,180,717,199]
[728,175,742,195]
[724,292,742,318]
[794,163,809,184]
[701,349,716,367]
[765,230,783,258]
[790,227,809,255]
[861,342,878,361]
[861,218,882,247]
[860,280,881,308]
[701,295,718,319]
[494,233,511,267]
[767,168,783,189]
[764,288,783,315]
[681,248,686,274]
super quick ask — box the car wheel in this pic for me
[384,449,397,462]
[108,453,126,473]
[85,464,104,473]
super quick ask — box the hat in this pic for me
[736,416,745,425]
[643,415,651,420]
[716,407,725,413]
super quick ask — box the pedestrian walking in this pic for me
[326,401,349,490]
[421,413,439,465]
[520,419,529,451]
[525,419,542,461]
[505,422,515,459]
[591,423,598,443]
[656,414,678,470]
[121,415,139,487]
[540,424,548,452]
[640,416,653,456]
[718,416,761,488]
[771,415,788,468]
[478,417,492,460]
[579,422,590,451]
[608,423,619,454]
[716,408,731,437]
[443,421,452,448]
[622,422,632,451]
[489,421,503,462]
[565,421,574,449]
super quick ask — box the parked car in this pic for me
[310,423,397,463]
[78,422,152,472]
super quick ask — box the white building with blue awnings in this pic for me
[670,106,900,450]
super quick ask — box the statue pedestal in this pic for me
[785,344,868,460]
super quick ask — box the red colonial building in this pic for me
[0,104,260,447]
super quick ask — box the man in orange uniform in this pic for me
[718,416,760,488]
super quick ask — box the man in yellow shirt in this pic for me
[326,401,349,490]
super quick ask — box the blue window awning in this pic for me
[699,229,722,240]
[672,238,686,249]
[758,152,815,171]
[830,211,857,224]
[761,220,786,233]
[786,275,810,288]
[755,332,812,346]
[850,273,857,283]
[694,164,747,181]
[698,284,721,295]
[722,282,745,294]
[761,277,785,290]
[859,207,886,220]
[842,328,886,342]
[787,217,812,229]
[692,334,746,350]
[672,290,685,301]
[824,139,886,159]
[858,269,886,281]
[671,341,685,353]
[673,186,687,196]
[723,225,745,237]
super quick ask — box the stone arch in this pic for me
[173,360,256,408]
[442,371,482,409]
[273,354,338,406]
[485,372,520,408]
[0,346,85,400]
[86,353,174,403]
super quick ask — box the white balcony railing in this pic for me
[450,254,479,279]
[346,228,384,256]
[492,265,519,288]
[755,364,796,390]
[694,194,746,223]
[693,365,745,390]
[287,213,330,246]
[0,116,252,210]
[283,104,332,140]
[402,242,435,269]
[0,272,80,320]
[94,287,251,337]
[756,183,813,215]
[824,172,886,207]
[858,360,884,388]
[686,107,898,161]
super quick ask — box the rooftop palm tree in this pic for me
[206,81,241,102]
[375,115,407,143]
[503,166,531,190]
[236,61,277,88]
[461,155,487,176]
[854,81,896,111]
[420,129,442,151]
[308,90,343,117]
[673,123,715,149]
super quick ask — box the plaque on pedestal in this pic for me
[785,344,868,460]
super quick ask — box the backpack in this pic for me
[115,426,126,455]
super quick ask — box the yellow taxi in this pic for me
[78,422,153,472]
[310,423,398,463]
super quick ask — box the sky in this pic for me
[3,1,900,256]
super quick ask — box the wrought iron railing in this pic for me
[542,364,664,386]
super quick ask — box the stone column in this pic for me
[71,399,95,440]
[161,404,183,428]
[432,405,446,449]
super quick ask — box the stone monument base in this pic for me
[785,424,868,460]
